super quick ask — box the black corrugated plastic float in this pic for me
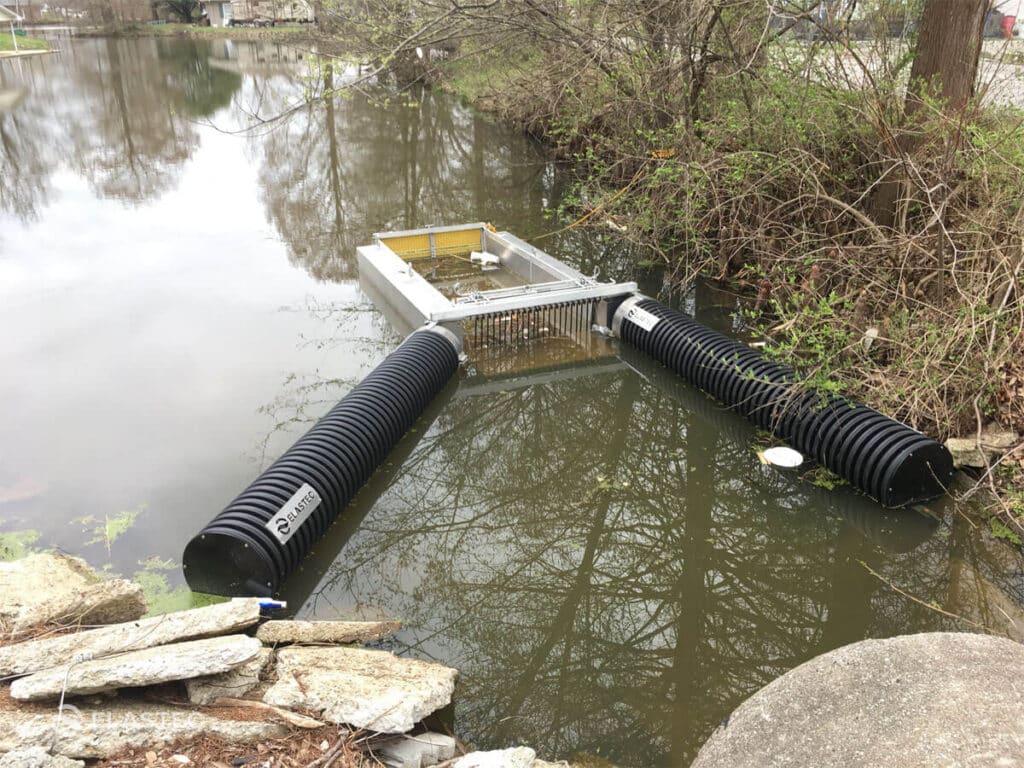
[182,325,461,596]
[612,295,954,507]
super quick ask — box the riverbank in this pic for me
[0,34,48,53]
[2,552,1021,767]
[76,22,316,43]
[0,552,570,768]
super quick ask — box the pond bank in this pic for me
[0,49,50,59]
[0,34,49,54]
[4,552,1021,767]
[75,23,317,43]
[0,552,572,767]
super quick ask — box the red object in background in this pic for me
[1003,15,1017,38]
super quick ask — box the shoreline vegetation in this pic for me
[0,33,49,52]
[73,22,315,41]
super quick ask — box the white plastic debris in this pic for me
[470,251,500,269]
[762,446,805,468]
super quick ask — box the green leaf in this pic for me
[990,517,1022,546]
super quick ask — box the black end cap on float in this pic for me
[183,530,278,597]
[880,442,956,508]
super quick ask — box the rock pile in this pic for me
[0,553,569,768]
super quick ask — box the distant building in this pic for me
[201,0,233,26]
[230,0,314,22]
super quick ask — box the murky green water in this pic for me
[1,38,1022,766]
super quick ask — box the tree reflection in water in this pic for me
[276,340,1023,766]
[0,38,242,216]
[246,56,641,285]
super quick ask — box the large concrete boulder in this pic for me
[10,635,262,701]
[263,646,458,733]
[0,598,263,677]
[256,619,400,645]
[691,632,1024,768]
[0,553,146,635]
[0,699,286,759]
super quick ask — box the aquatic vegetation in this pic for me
[0,530,39,561]
[78,506,144,556]
[133,556,225,616]
[990,517,1022,546]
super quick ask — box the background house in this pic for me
[201,0,233,26]
[230,0,313,22]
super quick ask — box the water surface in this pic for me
[1,37,1022,766]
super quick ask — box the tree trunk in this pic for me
[905,0,988,115]
[872,0,987,229]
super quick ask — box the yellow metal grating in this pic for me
[433,228,483,254]
[381,228,485,262]
[380,233,431,259]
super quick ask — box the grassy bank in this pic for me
[428,37,1024,528]
[0,33,48,52]
[78,22,315,42]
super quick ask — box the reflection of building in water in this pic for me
[206,38,306,75]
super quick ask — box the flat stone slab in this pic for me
[186,647,273,705]
[0,553,146,635]
[945,428,1020,468]
[691,632,1024,768]
[0,699,286,759]
[263,646,458,733]
[0,598,263,677]
[10,635,262,701]
[256,619,400,645]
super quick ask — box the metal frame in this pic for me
[360,223,638,332]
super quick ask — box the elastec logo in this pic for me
[626,305,661,332]
[265,483,322,545]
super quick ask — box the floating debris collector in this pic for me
[183,223,954,597]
